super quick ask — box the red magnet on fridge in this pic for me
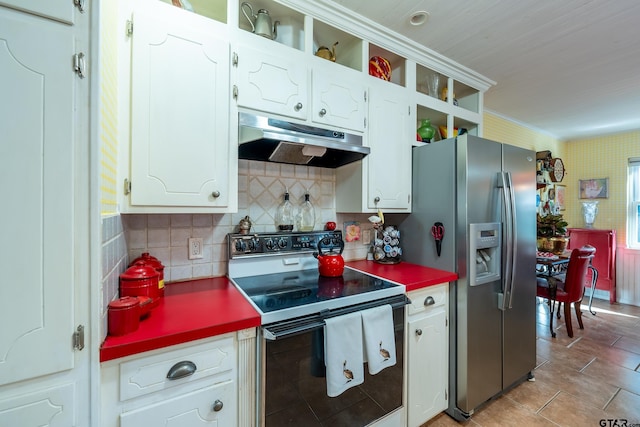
[431,222,445,256]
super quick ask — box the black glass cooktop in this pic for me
[231,268,402,323]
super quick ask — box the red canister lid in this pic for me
[120,261,159,281]
[108,296,140,310]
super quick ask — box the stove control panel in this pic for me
[228,231,343,258]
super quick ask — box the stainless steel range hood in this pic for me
[238,112,369,168]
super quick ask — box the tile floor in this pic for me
[425,298,640,426]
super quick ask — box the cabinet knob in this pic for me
[211,190,221,198]
[374,196,380,203]
[424,296,435,306]
[166,360,197,380]
[294,102,303,111]
[319,108,327,117]
[415,329,423,336]
[212,399,224,412]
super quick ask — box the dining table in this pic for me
[536,251,599,337]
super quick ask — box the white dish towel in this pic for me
[324,311,364,397]
[361,304,396,374]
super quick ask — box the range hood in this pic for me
[238,112,369,168]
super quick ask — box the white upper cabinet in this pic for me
[126,1,235,212]
[0,0,75,24]
[310,64,366,132]
[233,38,308,121]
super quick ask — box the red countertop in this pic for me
[100,277,261,362]
[346,260,457,292]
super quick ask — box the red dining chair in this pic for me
[536,245,596,338]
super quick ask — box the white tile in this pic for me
[171,214,192,228]
[148,214,170,228]
[265,161,280,177]
[170,246,190,266]
[170,265,192,281]
[192,263,213,279]
[170,227,192,247]
[128,229,147,250]
[148,228,170,248]
[193,214,213,228]
[122,214,147,230]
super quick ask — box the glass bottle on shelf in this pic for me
[297,191,315,231]
[275,188,295,232]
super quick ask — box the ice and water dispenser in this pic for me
[469,223,501,286]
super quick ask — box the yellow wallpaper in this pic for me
[564,131,640,245]
[100,2,119,215]
[483,111,563,156]
[484,111,640,245]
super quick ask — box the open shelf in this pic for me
[369,44,406,87]
[312,18,363,71]
[416,105,447,143]
[452,80,480,113]
[237,0,305,51]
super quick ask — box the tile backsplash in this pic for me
[101,160,373,336]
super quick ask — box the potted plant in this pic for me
[536,213,569,254]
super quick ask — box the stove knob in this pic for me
[265,239,275,250]
[247,239,257,251]
[278,238,287,249]
[234,240,246,252]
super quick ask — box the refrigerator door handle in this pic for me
[506,172,518,309]
[498,172,515,311]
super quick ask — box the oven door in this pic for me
[256,295,407,427]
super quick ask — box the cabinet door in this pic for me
[311,67,366,132]
[0,6,75,386]
[0,0,74,24]
[130,4,231,208]
[234,42,308,120]
[120,379,236,427]
[367,81,411,209]
[407,308,448,427]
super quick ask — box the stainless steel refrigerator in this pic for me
[399,134,537,421]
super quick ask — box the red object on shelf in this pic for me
[369,56,391,81]
[567,228,616,302]
[108,296,141,336]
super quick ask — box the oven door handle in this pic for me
[262,295,409,341]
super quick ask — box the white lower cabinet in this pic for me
[102,330,257,427]
[406,284,449,427]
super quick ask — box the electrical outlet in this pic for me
[188,237,203,260]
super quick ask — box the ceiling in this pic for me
[332,0,640,141]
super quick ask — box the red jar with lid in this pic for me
[108,296,140,336]
[130,252,166,297]
[119,261,160,307]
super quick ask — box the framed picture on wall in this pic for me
[579,178,609,199]
[554,185,566,210]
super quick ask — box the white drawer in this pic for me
[407,284,447,316]
[120,376,236,427]
[119,335,235,401]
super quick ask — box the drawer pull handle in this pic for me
[415,329,423,336]
[212,399,224,412]
[166,360,197,380]
[424,296,435,306]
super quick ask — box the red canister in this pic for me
[119,261,160,307]
[130,252,166,297]
[108,296,140,336]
